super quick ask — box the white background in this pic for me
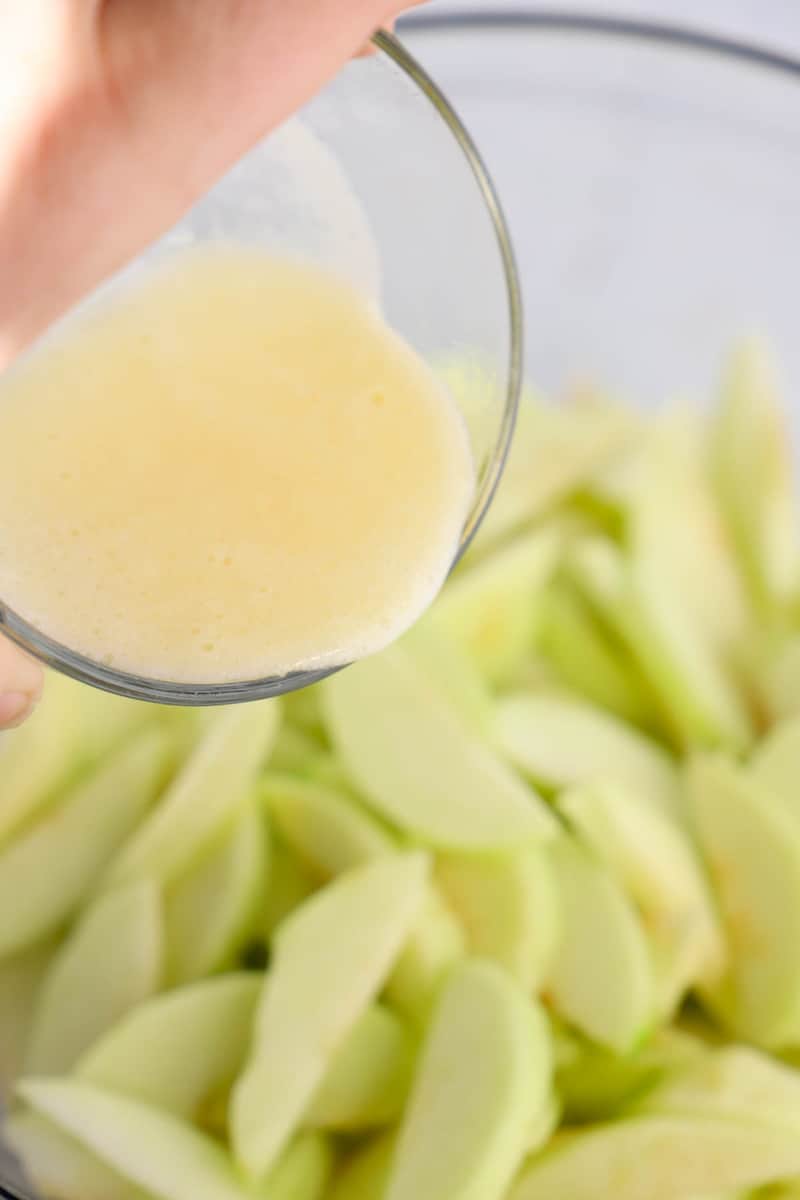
[411,1,800,55]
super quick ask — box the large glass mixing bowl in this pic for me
[0,32,521,708]
[401,9,800,416]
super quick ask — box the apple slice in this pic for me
[230,852,429,1180]
[0,727,171,957]
[508,1114,800,1200]
[305,1004,415,1131]
[757,635,800,723]
[383,960,552,1200]
[25,880,162,1074]
[322,646,555,852]
[0,938,56,1100]
[164,801,268,984]
[751,713,800,821]
[711,338,800,615]
[0,672,154,847]
[400,619,491,736]
[546,836,654,1052]
[570,537,752,752]
[437,846,559,992]
[328,1134,396,1200]
[263,773,395,879]
[538,579,655,727]
[17,1078,252,1200]
[558,781,725,1017]
[385,885,466,1026]
[262,833,318,938]
[5,1110,150,1200]
[632,1044,800,1135]
[493,692,678,814]
[270,724,325,774]
[264,1133,333,1200]
[102,701,280,890]
[687,756,800,1048]
[427,526,561,686]
[77,974,260,1119]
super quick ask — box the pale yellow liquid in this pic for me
[0,247,473,682]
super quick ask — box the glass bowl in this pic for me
[0,31,521,708]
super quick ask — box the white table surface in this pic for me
[406,0,800,56]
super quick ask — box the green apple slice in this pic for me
[0,728,171,957]
[384,960,552,1200]
[437,846,559,992]
[5,1111,151,1200]
[102,701,280,890]
[17,1078,252,1200]
[632,1045,800,1134]
[322,646,555,852]
[261,833,318,939]
[305,1004,415,1131]
[263,1133,333,1200]
[687,756,800,1047]
[77,974,260,1119]
[328,1134,396,1200]
[758,635,800,722]
[400,620,492,736]
[0,673,154,847]
[508,1114,800,1200]
[558,781,725,1017]
[751,713,800,820]
[0,938,56,1100]
[231,852,429,1180]
[570,538,752,751]
[164,801,268,984]
[711,337,800,615]
[427,526,561,685]
[493,692,678,814]
[385,885,466,1026]
[538,579,655,727]
[263,773,395,879]
[25,880,162,1074]
[546,836,654,1052]
[270,724,325,774]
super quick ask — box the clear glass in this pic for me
[0,32,521,708]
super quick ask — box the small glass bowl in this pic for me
[0,31,522,707]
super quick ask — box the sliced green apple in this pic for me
[0,727,171,957]
[305,1004,415,1131]
[25,879,162,1074]
[384,960,552,1200]
[231,852,429,1181]
[261,833,318,938]
[385,885,466,1026]
[328,1134,396,1200]
[508,1114,800,1200]
[570,537,753,751]
[77,974,260,1119]
[545,835,654,1052]
[0,938,56,1100]
[102,701,280,890]
[18,1078,252,1200]
[538,579,655,727]
[427,526,561,686]
[5,1110,151,1200]
[263,773,395,879]
[322,645,555,852]
[400,619,491,736]
[437,846,559,992]
[758,635,800,722]
[164,801,267,984]
[263,1133,334,1200]
[687,756,800,1047]
[558,781,725,1017]
[269,724,325,774]
[711,337,800,616]
[493,692,678,814]
[751,713,800,820]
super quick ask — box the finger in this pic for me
[0,637,44,729]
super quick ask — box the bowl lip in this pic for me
[400,7,800,79]
[0,30,523,709]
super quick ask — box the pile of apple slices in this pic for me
[5,339,800,1200]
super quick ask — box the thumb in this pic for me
[0,636,44,729]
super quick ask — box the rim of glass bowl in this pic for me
[0,30,523,708]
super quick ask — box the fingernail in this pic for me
[0,690,36,729]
